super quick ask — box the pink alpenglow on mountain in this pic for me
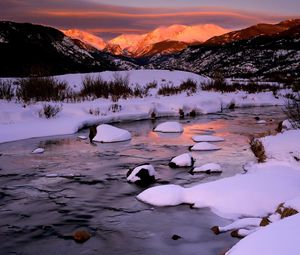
[61,29,107,50]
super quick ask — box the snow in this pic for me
[261,129,300,164]
[62,29,106,50]
[137,184,185,206]
[169,153,193,167]
[137,127,300,253]
[256,119,267,124]
[190,142,221,151]
[92,124,131,143]
[282,119,293,130]
[127,164,156,183]
[0,70,286,144]
[77,135,87,140]
[137,162,300,219]
[154,121,183,133]
[218,218,261,233]
[192,135,224,142]
[192,163,222,173]
[226,214,300,255]
[32,148,45,154]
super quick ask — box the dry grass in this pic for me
[249,136,266,163]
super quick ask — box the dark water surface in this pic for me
[0,107,285,255]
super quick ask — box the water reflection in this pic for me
[0,106,286,255]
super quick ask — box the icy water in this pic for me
[0,106,285,255]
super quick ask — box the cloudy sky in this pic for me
[1,0,299,39]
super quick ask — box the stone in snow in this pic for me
[192,135,224,142]
[191,163,222,174]
[189,142,221,151]
[78,135,87,140]
[93,124,131,143]
[154,121,183,133]
[32,148,45,154]
[127,164,157,187]
[169,153,194,168]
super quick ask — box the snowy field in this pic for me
[0,70,286,143]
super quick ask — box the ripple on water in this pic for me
[0,106,286,255]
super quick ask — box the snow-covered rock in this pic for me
[226,214,300,255]
[189,142,221,151]
[77,135,87,140]
[93,124,131,143]
[127,164,157,187]
[169,153,194,168]
[154,121,183,133]
[192,135,224,142]
[191,163,222,174]
[32,148,45,154]
[282,119,293,130]
[137,184,185,206]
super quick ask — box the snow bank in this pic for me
[189,142,221,151]
[0,69,286,143]
[154,121,183,133]
[169,153,194,168]
[138,162,300,219]
[192,135,224,142]
[93,124,131,143]
[261,129,300,164]
[227,214,300,255]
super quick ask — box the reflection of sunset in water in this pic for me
[146,119,230,146]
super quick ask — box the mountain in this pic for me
[0,21,137,77]
[63,24,229,57]
[205,19,300,46]
[61,29,106,50]
[145,19,300,80]
[112,24,229,57]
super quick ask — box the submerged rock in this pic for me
[192,135,224,142]
[191,163,222,174]
[32,148,45,154]
[189,142,221,151]
[73,229,91,243]
[154,121,183,133]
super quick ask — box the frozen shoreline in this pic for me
[0,70,285,144]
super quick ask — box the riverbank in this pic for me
[0,70,285,144]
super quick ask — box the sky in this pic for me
[1,0,299,39]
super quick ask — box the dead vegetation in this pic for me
[249,136,266,163]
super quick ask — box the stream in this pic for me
[0,106,285,255]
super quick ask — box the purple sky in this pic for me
[1,0,299,39]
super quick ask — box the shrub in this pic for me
[202,79,280,94]
[178,108,184,118]
[179,79,197,94]
[157,79,198,96]
[88,107,101,116]
[39,104,62,119]
[249,136,266,163]
[81,75,109,99]
[80,73,132,101]
[283,92,300,129]
[0,80,14,100]
[16,77,71,102]
[109,103,122,113]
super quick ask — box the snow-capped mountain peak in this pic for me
[61,29,107,50]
